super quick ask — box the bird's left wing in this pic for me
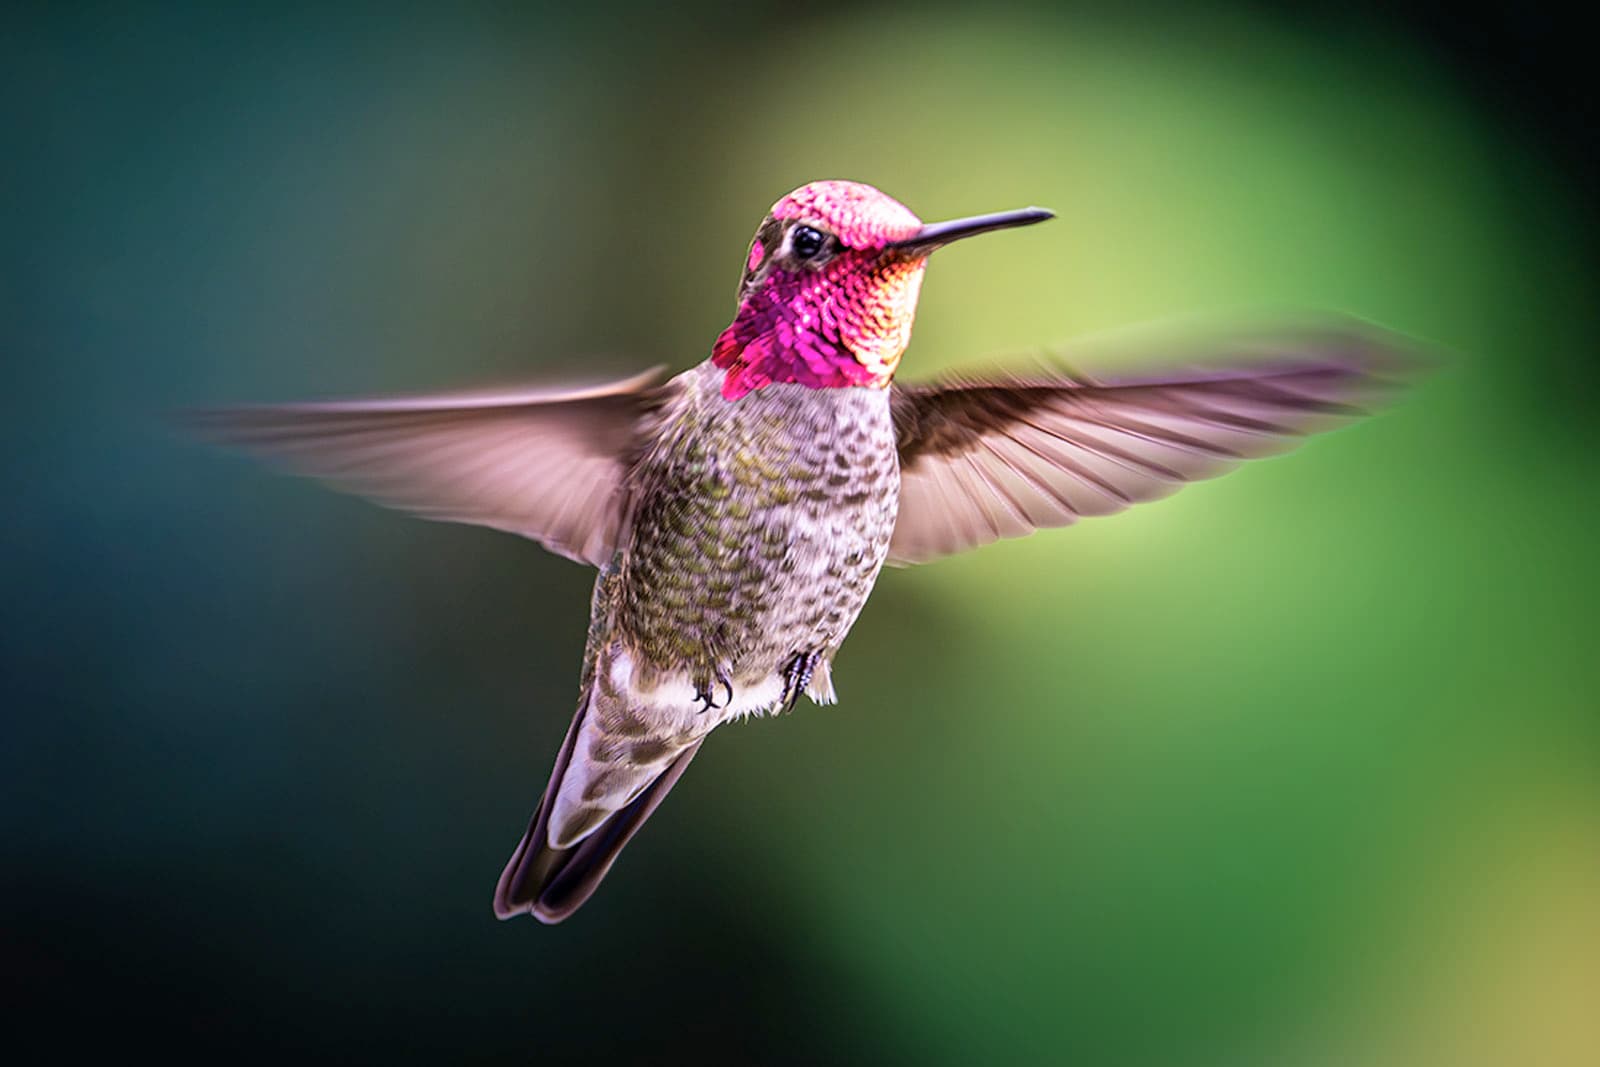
[888,325,1420,565]
[187,366,672,566]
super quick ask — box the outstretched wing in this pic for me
[187,367,671,566]
[888,324,1421,565]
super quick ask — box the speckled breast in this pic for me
[616,364,899,686]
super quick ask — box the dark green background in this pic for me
[5,2,1597,1063]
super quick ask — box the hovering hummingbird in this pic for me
[196,180,1412,923]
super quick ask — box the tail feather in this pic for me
[493,686,702,923]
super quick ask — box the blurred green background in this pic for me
[5,2,1597,1063]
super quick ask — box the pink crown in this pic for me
[770,181,922,251]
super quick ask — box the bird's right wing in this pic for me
[187,367,672,566]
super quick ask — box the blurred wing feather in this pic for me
[187,367,670,565]
[889,326,1420,565]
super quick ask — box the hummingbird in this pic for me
[195,180,1412,923]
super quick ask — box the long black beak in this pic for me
[889,206,1054,255]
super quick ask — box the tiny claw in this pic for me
[693,670,735,715]
[779,650,821,714]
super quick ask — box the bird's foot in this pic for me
[779,650,822,714]
[694,670,735,715]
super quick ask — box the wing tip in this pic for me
[183,364,672,417]
[907,311,1447,392]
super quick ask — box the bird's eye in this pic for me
[791,225,826,259]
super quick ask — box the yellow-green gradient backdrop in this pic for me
[5,2,1595,1063]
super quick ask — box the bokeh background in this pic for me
[5,2,1597,1063]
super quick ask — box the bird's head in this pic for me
[712,180,1052,400]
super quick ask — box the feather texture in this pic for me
[492,674,704,924]
[889,325,1420,564]
[186,368,670,565]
